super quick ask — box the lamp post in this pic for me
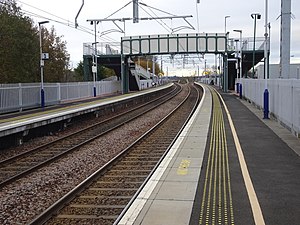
[251,13,261,78]
[92,41,98,97]
[225,13,230,88]
[93,22,98,97]
[225,16,230,34]
[88,20,99,97]
[263,0,269,119]
[39,20,49,108]
[233,29,243,79]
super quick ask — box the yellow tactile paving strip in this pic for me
[199,88,234,225]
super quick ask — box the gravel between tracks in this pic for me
[0,86,188,224]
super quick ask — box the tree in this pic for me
[0,0,71,83]
[98,65,116,80]
[74,61,84,81]
[0,0,40,83]
[0,0,21,15]
[42,27,70,82]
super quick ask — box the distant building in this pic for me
[256,64,300,79]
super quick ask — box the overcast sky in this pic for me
[18,0,300,72]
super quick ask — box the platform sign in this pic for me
[121,33,227,55]
[41,53,49,60]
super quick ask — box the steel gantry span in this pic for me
[120,33,229,93]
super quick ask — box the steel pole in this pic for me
[38,21,49,108]
[225,16,230,34]
[263,0,269,119]
[93,22,97,97]
[240,31,243,78]
[252,16,257,78]
[39,24,45,108]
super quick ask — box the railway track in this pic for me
[30,82,202,225]
[0,84,180,189]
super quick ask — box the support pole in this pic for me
[133,0,139,23]
[92,22,97,97]
[224,53,228,92]
[75,0,84,28]
[239,84,242,99]
[252,16,257,77]
[263,0,269,119]
[121,56,129,94]
[251,13,261,78]
[279,0,291,78]
[38,21,49,108]
[121,55,125,94]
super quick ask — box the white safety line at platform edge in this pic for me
[117,85,207,225]
[0,84,173,132]
[216,91,266,225]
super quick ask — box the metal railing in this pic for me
[0,80,121,114]
[227,37,267,51]
[83,42,121,56]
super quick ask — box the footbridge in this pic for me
[83,33,266,93]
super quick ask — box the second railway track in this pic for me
[0,84,180,189]
[30,82,203,225]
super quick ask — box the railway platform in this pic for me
[118,83,300,225]
[0,84,172,142]
[0,82,299,225]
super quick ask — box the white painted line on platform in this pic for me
[118,85,207,225]
[0,84,173,132]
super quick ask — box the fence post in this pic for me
[19,83,23,111]
[57,83,61,102]
[239,84,242,99]
[263,89,269,119]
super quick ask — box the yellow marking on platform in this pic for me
[216,90,265,225]
[218,107,222,225]
[177,159,191,175]
[199,87,235,225]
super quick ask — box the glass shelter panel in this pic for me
[141,40,149,54]
[169,38,177,53]
[207,38,216,52]
[132,40,140,54]
[150,39,158,54]
[160,39,168,53]
[188,37,197,52]
[198,38,206,52]
[217,38,226,51]
[178,38,187,52]
[122,41,131,54]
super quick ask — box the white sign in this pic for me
[41,53,49,60]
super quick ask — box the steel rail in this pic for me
[114,83,202,225]
[0,84,181,189]
[29,83,202,225]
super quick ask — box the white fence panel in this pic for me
[45,83,60,104]
[0,80,121,113]
[21,85,40,107]
[291,81,300,133]
[0,86,19,109]
[238,78,300,136]
[60,82,92,101]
